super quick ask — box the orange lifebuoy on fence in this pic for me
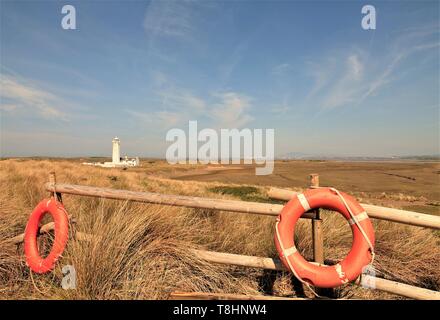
[274,187,375,288]
[24,198,69,274]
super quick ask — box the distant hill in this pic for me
[277,152,440,161]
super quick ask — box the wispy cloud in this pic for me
[359,53,402,102]
[127,109,184,129]
[143,0,194,38]
[0,103,18,112]
[360,29,439,103]
[128,72,253,130]
[210,92,253,128]
[305,25,439,109]
[321,53,365,109]
[218,40,251,82]
[0,74,68,120]
[142,1,215,64]
[271,63,292,76]
[158,88,206,113]
[127,86,208,129]
[128,90,254,130]
[128,68,254,130]
[270,95,293,115]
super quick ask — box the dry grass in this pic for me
[0,159,439,300]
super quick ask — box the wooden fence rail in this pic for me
[193,250,440,300]
[267,187,440,229]
[45,182,440,229]
[44,182,316,219]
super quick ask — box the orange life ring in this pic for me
[24,198,69,274]
[274,188,375,288]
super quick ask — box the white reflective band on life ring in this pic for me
[297,193,311,211]
[348,211,369,225]
[335,263,349,284]
[284,246,297,257]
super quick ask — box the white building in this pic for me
[83,137,140,168]
[112,137,121,164]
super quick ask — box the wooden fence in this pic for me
[18,172,440,300]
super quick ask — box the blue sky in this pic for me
[1,0,439,157]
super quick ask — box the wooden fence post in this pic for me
[309,174,334,297]
[49,172,62,202]
[310,174,324,264]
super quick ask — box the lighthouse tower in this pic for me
[82,137,139,167]
[112,137,120,164]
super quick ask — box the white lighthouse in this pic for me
[112,137,121,164]
[82,137,139,168]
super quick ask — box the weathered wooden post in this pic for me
[310,174,324,264]
[310,174,334,297]
[49,172,62,202]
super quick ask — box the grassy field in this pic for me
[0,158,439,299]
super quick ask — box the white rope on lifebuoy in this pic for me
[328,187,376,264]
[275,217,322,297]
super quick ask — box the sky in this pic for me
[0,0,439,158]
